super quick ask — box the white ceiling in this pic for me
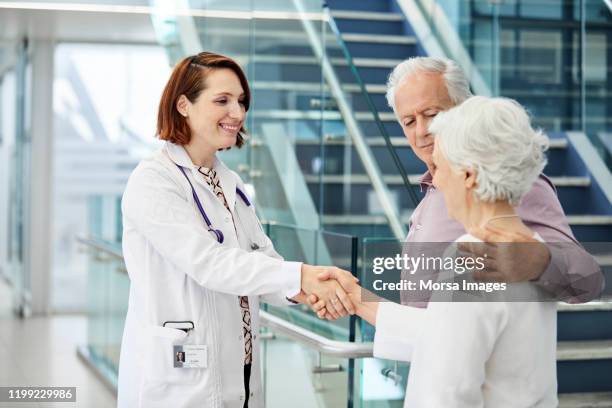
[0,3,158,44]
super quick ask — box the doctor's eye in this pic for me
[214,98,228,105]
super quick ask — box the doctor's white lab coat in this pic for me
[117,142,302,408]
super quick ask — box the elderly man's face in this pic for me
[394,72,454,173]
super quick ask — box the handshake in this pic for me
[297,264,364,320]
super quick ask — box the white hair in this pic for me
[386,57,473,114]
[429,96,549,206]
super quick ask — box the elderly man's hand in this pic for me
[462,224,551,283]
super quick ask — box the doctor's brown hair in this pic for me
[157,52,250,147]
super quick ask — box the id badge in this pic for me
[173,345,207,368]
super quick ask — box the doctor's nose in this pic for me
[228,102,245,119]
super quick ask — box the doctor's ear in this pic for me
[176,95,190,118]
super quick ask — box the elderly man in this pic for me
[386,56,602,303]
[312,57,603,317]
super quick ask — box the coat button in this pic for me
[239,395,244,401]
[238,335,243,340]
[250,392,254,397]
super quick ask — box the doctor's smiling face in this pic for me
[179,68,246,154]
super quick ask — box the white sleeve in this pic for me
[373,302,426,362]
[122,165,301,297]
[408,302,507,407]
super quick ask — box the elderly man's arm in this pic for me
[470,176,604,303]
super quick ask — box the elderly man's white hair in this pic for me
[386,57,472,114]
[429,96,549,206]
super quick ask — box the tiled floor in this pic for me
[0,279,117,408]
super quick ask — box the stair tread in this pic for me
[251,108,599,124]
[321,214,612,225]
[331,10,404,21]
[557,339,612,361]
[303,174,590,187]
[558,297,612,311]
[559,392,612,408]
[294,136,568,149]
[237,54,402,68]
[342,32,417,44]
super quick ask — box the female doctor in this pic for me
[117,52,356,408]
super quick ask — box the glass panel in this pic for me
[319,17,420,239]
[584,0,612,169]
[263,222,357,408]
[261,330,351,408]
[83,237,126,387]
[51,43,166,312]
[265,222,357,340]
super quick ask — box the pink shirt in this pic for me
[406,172,604,303]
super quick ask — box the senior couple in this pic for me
[306,57,604,407]
[119,51,603,408]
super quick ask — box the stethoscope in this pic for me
[176,164,258,249]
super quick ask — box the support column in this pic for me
[27,39,55,315]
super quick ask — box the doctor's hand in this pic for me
[307,268,361,320]
[301,265,358,319]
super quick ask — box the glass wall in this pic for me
[421,0,611,166]
[51,43,169,312]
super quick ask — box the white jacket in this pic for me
[117,142,302,408]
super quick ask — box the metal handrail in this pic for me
[77,236,374,359]
[76,236,123,261]
[260,310,373,358]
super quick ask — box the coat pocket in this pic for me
[143,325,203,385]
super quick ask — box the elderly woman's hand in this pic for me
[462,224,551,283]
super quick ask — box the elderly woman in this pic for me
[314,96,557,407]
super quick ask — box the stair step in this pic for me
[252,80,387,93]
[558,298,612,312]
[239,54,402,68]
[251,109,587,125]
[294,136,568,149]
[557,340,612,361]
[342,33,417,45]
[303,174,590,187]
[331,10,403,21]
[558,392,612,408]
[565,216,612,225]
[322,214,612,226]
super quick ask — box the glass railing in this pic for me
[150,0,419,241]
[77,223,420,407]
[76,236,127,389]
[416,0,612,169]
